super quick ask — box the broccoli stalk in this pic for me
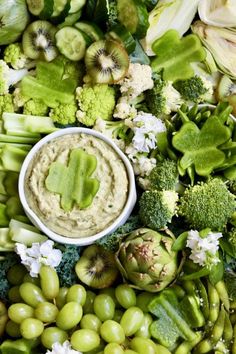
[0,60,28,95]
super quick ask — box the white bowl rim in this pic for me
[18,127,137,246]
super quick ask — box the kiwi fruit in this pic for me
[75,245,119,289]
[217,75,236,100]
[85,39,129,84]
[22,20,58,62]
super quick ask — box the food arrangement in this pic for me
[1,0,236,353]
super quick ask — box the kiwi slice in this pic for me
[85,39,129,84]
[217,75,236,100]
[75,245,119,289]
[22,20,58,62]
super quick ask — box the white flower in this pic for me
[46,341,81,354]
[15,240,62,277]
[161,82,183,114]
[186,230,222,267]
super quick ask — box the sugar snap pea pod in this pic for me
[195,279,209,320]
[233,322,236,354]
[223,311,233,344]
[215,281,230,312]
[175,331,202,354]
[208,281,220,325]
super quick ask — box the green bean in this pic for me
[208,281,220,325]
[223,311,233,344]
[195,279,209,320]
[215,281,230,312]
[175,331,202,354]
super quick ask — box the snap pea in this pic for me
[195,279,209,320]
[175,331,202,354]
[208,281,220,325]
[215,281,230,312]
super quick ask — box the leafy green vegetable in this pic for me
[151,30,206,82]
[0,252,20,302]
[45,148,100,211]
[55,244,81,287]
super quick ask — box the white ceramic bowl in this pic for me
[18,127,137,246]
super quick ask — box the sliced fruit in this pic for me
[58,10,82,28]
[85,39,129,84]
[51,0,71,23]
[74,21,104,42]
[22,20,58,62]
[55,26,86,61]
[69,0,86,13]
[75,245,119,289]
[106,24,136,54]
[217,75,236,100]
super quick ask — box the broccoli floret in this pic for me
[146,78,183,116]
[96,215,141,252]
[140,159,179,191]
[227,227,236,249]
[107,0,118,29]
[3,43,31,70]
[139,190,178,230]
[0,94,14,117]
[55,245,81,287]
[174,75,214,103]
[93,118,129,141]
[0,252,20,302]
[49,101,77,125]
[23,99,49,116]
[76,84,116,126]
[0,60,28,95]
[178,178,236,231]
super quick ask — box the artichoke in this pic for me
[115,228,178,292]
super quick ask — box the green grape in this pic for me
[134,313,152,338]
[7,264,27,285]
[100,320,125,344]
[40,265,60,300]
[124,350,138,354]
[113,309,124,323]
[99,288,119,308]
[8,303,34,324]
[83,290,96,314]
[55,287,68,309]
[19,282,46,307]
[41,326,68,349]
[35,302,59,323]
[136,292,154,313]
[120,307,144,336]
[8,286,22,303]
[5,320,21,337]
[115,285,136,309]
[23,274,40,286]
[80,314,102,332]
[71,329,100,352]
[104,343,124,354]
[56,301,83,330]
[20,318,44,339]
[86,340,106,354]
[93,294,115,321]
[66,284,86,305]
[130,337,156,354]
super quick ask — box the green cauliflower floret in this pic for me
[4,43,30,70]
[178,178,236,231]
[139,190,178,230]
[174,75,214,103]
[55,245,81,287]
[0,94,14,117]
[76,84,116,126]
[23,99,49,116]
[13,87,29,109]
[0,60,28,95]
[49,101,77,125]
[146,78,183,116]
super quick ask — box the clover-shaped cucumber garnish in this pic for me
[45,148,100,211]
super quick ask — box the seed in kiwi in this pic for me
[75,245,119,289]
[22,20,58,62]
[85,39,129,84]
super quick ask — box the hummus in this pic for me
[24,133,129,238]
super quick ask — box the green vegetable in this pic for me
[9,219,47,246]
[142,0,199,55]
[198,0,236,29]
[55,245,81,287]
[0,252,19,302]
[49,101,77,125]
[151,30,206,82]
[174,75,213,103]
[0,94,15,118]
[115,228,178,292]
[93,118,130,142]
[178,178,236,231]
[76,84,116,126]
[139,190,178,230]
[45,148,100,211]
[0,60,28,95]
[3,43,31,70]
[0,338,36,354]
[106,0,119,29]
[23,99,49,117]
[0,0,30,45]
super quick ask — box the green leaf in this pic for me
[172,116,231,176]
[45,148,100,212]
[151,30,206,82]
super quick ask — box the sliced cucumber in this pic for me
[75,28,94,47]
[26,0,54,18]
[106,24,136,54]
[52,0,71,23]
[39,0,54,19]
[55,26,86,61]
[69,0,86,13]
[58,10,82,28]
[117,0,149,39]
[74,21,104,42]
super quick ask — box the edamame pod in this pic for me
[40,265,59,300]
[223,311,233,344]
[195,279,209,320]
[215,280,230,312]
[208,281,220,324]
[175,332,202,354]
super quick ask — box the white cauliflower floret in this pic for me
[126,145,157,176]
[161,82,183,115]
[113,96,137,119]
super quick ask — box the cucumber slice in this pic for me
[52,0,71,23]
[58,10,82,28]
[74,21,104,42]
[69,0,86,13]
[117,0,149,39]
[106,24,136,54]
[26,0,46,16]
[39,0,54,19]
[55,26,86,61]
[75,28,94,47]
